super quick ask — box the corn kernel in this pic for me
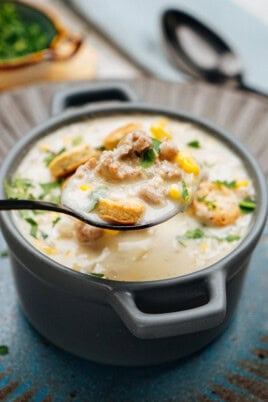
[132,272,141,280]
[79,184,92,192]
[158,118,168,128]
[150,124,173,140]
[40,143,51,153]
[104,229,120,236]
[176,150,200,175]
[42,245,58,255]
[72,263,80,271]
[235,180,249,188]
[64,250,72,257]
[169,184,181,200]
[200,242,207,252]
[63,137,72,145]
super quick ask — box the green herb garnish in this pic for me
[184,228,205,239]
[209,234,241,242]
[225,235,241,242]
[181,180,190,201]
[39,180,63,203]
[140,138,162,168]
[197,195,216,210]
[213,180,237,189]
[141,148,156,168]
[40,231,48,240]
[40,181,62,194]
[52,217,61,227]
[178,228,240,243]
[4,177,33,199]
[72,135,83,146]
[239,197,256,213]
[95,145,106,151]
[187,140,200,149]
[88,188,107,212]
[25,217,38,238]
[90,272,105,278]
[0,2,52,61]
[44,148,66,167]
[0,250,8,258]
[151,138,162,153]
[0,345,9,356]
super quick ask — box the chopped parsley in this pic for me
[141,148,156,168]
[178,228,240,243]
[187,140,200,149]
[39,180,63,203]
[4,177,34,199]
[72,135,83,146]
[44,148,66,167]
[213,180,237,189]
[52,217,61,227]
[239,197,256,213]
[225,235,241,242]
[88,188,107,212]
[0,345,9,356]
[95,145,106,151]
[198,195,216,210]
[0,250,8,258]
[181,180,190,201]
[40,181,62,194]
[184,228,205,239]
[151,138,162,153]
[90,272,105,278]
[25,217,38,238]
[40,231,48,240]
[140,138,162,168]
[0,2,51,60]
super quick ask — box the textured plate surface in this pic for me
[0,79,267,401]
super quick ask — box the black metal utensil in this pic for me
[162,9,268,98]
[0,198,186,231]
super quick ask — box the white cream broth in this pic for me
[12,114,255,281]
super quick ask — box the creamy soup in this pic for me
[62,128,201,226]
[7,114,256,281]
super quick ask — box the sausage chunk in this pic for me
[103,123,141,150]
[159,140,178,161]
[95,151,142,181]
[75,221,104,243]
[138,177,166,205]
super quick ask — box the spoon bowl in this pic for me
[0,198,190,231]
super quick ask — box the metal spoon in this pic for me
[162,9,268,98]
[0,198,188,231]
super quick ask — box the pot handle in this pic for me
[109,270,226,339]
[51,83,140,115]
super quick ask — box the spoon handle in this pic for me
[238,82,268,101]
[0,199,73,216]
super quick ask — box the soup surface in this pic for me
[8,114,256,281]
[62,128,201,226]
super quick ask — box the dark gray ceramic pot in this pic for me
[0,83,267,366]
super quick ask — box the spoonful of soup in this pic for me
[2,122,201,230]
